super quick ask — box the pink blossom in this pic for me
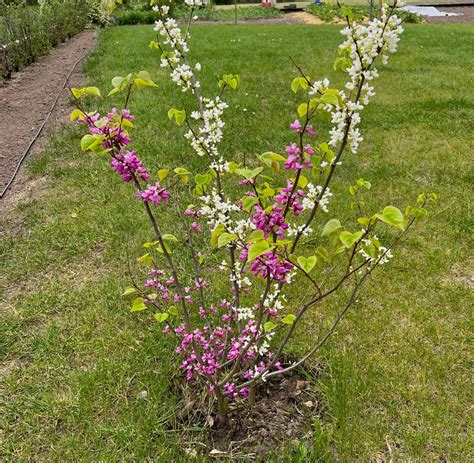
[290,119,302,133]
[111,151,149,183]
[251,205,288,239]
[249,251,294,283]
[275,180,305,216]
[306,124,316,137]
[191,222,202,233]
[136,183,170,205]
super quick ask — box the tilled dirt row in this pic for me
[0,29,98,200]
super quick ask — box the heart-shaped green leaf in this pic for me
[322,219,342,236]
[297,255,317,274]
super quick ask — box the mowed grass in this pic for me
[1,22,473,461]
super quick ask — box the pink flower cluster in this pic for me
[111,150,149,182]
[284,143,315,171]
[184,209,202,233]
[289,119,316,137]
[251,205,288,239]
[78,109,170,208]
[284,120,317,171]
[136,182,170,206]
[145,268,208,306]
[249,251,294,283]
[168,304,278,400]
[275,180,305,216]
[239,247,294,284]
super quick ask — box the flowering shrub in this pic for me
[71,0,436,419]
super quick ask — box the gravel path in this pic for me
[0,29,98,199]
[425,6,474,23]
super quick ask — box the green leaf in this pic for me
[412,207,427,218]
[357,217,370,227]
[154,312,169,323]
[297,175,308,188]
[162,234,178,243]
[131,297,146,312]
[339,230,364,248]
[168,108,186,125]
[168,306,179,316]
[83,86,101,97]
[195,173,211,185]
[356,178,371,190]
[258,151,286,172]
[322,219,342,236]
[108,74,131,96]
[235,167,264,180]
[107,87,121,96]
[297,102,308,118]
[137,253,153,265]
[174,167,190,185]
[174,167,190,175]
[218,74,240,90]
[218,233,237,248]
[291,77,309,93]
[80,134,104,153]
[247,229,265,243]
[134,71,158,90]
[281,314,296,325]
[70,109,84,121]
[320,89,343,107]
[143,241,159,248]
[70,87,82,99]
[242,196,258,212]
[248,240,271,261]
[297,256,317,274]
[210,224,225,249]
[112,76,125,88]
[375,206,405,230]
[122,287,137,296]
[158,168,169,181]
[263,321,276,332]
[316,246,331,262]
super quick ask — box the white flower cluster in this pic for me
[287,224,313,238]
[184,0,203,6]
[263,285,286,312]
[199,189,240,229]
[154,17,189,54]
[309,78,330,96]
[237,306,254,321]
[229,262,252,289]
[154,7,229,170]
[185,97,228,160]
[230,218,254,237]
[310,5,403,155]
[359,236,394,266]
[302,184,333,213]
[170,63,195,92]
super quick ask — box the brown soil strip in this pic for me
[0,29,98,201]
[193,11,323,25]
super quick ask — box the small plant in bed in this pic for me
[69,0,435,446]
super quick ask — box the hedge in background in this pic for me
[0,1,88,80]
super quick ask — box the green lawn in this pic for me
[1,22,473,461]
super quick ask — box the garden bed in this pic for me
[0,29,98,197]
